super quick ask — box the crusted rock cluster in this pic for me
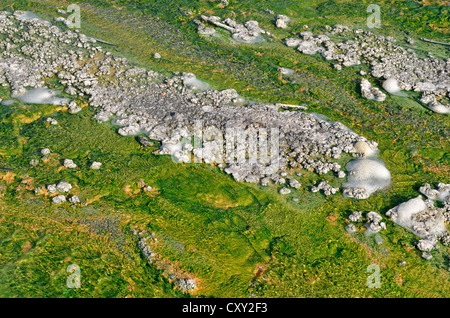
[420,183,450,201]
[279,187,291,195]
[56,181,72,192]
[38,181,76,204]
[175,278,197,292]
[275,15,290,29]
[52,194,66,204]
[364,211,386,235]
[41,148,51,156]
[90,161,102,170]
[346,211,386,238]
[194,19,216,36]
[289,178,301,189]
[348,211,363,223]
[200,15,269,43]
[419,94,449,114]
[46,117,58,125]
[311,180,339,196]
[345,223,357,234]
[360,78,386,102]
[63,159,77,169]
[68,195,80,204]
[68,101,82,113]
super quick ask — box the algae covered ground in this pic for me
[0,0,449,298]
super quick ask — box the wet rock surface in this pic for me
[200,15,269,43]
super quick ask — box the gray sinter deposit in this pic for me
[0,11,394,198]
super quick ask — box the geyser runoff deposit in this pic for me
[182,73,210,91]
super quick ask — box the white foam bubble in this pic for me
[382,78,408,96]
[12,88,70,105]
[343,158,391,197]
[388,195,447,238]
[182,73,210,91]
[382,78,401,93]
